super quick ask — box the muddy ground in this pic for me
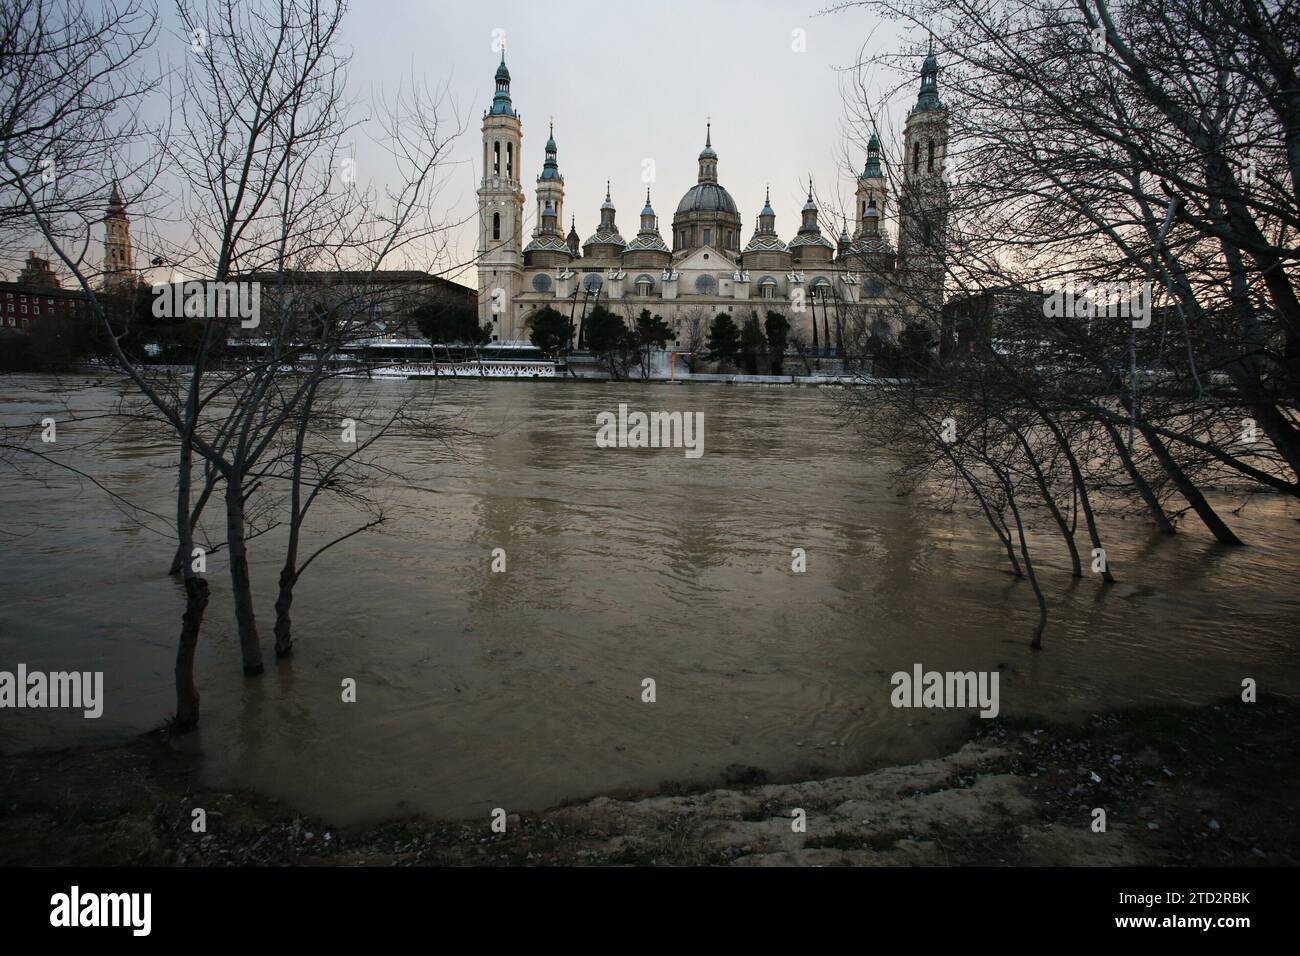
[2,695,1296,866]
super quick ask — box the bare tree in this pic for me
[5,0,464,727]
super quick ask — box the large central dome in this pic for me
[672,124,743,255]
[676,182,738,215]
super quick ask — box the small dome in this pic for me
[626,232,670,254]
[789,233,834,250]
[743,233,788,255]
[495,55,510,83]
[584,226,627,250]
[524,234,570,254]
[600,180,615,211]
[676,182,738,215]
[849,231,894,256]
[641,189,655,217]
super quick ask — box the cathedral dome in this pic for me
[676,182,738,215]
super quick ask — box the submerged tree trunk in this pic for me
[225,481,264,674]
[1102,417,1176,535]
[1138,422,1244,546]
[174,575,209,731]
[937,432,1022,575]
[1040,416,1115,584]
[273,567,297,659]
[1010,422,1082,577]
[1000,468,1047,649]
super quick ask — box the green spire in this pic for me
[914,40,941,113]
[490,51,514,116]
[862,131,883,179]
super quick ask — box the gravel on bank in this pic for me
[2,695,1296,866]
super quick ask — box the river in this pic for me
[1,374,1297,823]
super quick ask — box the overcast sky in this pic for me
[10,0,932,286]
[377,0,918,282]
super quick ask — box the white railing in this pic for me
[347,361,559,379]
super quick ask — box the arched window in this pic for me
[912,142,920,175]
[635,274,655,296]
[927,139,935,173]
[493,142,500,176]
[492,212,501,241]
[506,142,513,178]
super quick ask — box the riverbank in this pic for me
[3,694,1296,866]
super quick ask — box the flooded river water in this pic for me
[1,375,1297,823]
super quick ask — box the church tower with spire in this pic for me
[855,132,887,238]
[523,121,573,271]
[533,122,564,235]
[477,51,525,342]
[103,181,136,292]
[898,44,950,319]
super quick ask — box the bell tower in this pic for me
[898,45,950,320]
[103,181,136,292]
[477,51,525,342]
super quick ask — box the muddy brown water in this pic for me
[1,375,1297,823]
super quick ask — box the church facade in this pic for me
[476,51,949,352]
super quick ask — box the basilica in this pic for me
[476,50,949,352]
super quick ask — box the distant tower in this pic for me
[103,181,136,292]
[477,51,525,342]
[898,45,950,320]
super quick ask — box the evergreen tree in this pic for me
[706,312,740,366]
[764,311,790,374]
[739,312,767,374]
[528,306,570,356]
[633,308,671,348]
[584,304,629,355]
